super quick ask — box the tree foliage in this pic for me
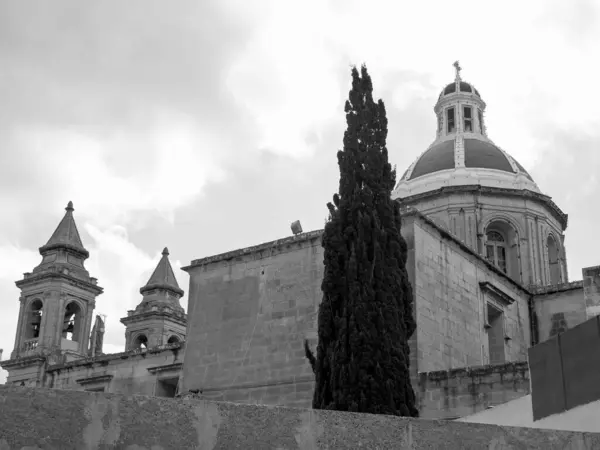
[305,65,418,417]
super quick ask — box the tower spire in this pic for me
[40,200,88,258]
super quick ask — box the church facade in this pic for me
[2,65,598,419]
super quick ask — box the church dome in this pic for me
[393,62,540,199]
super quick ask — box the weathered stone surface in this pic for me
[0,386,599,449]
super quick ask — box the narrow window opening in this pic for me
[26,299,43,340]
[447,107,455,133]
[62,302,82,342]
[463,106,473,132]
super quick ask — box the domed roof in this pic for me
[439,81,481,100]
[392,62,540,199]
[394,136,539,197]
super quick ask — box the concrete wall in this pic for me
[418,361,531,419]
[410,216,531,373]
[459,394,600,433]
[1,385,598,449]
[532,283,586,342]
[32,343,183,397]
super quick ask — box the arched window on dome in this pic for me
[485,231,507,273]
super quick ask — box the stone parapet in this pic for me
[0,385,598,449]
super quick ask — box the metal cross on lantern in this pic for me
[453,61,462,81]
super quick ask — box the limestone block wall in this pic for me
[418,361,531,419]
[410,215,532,373]
[181,231,323,401]
[45,342,184,396]
[1,385,598,449]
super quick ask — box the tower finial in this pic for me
[66,201,74,212]
[162,247,169,256]
[453,60,462,82]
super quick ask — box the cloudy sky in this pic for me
[1,0,599,382]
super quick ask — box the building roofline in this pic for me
[182,230,324,271]
[15,270,103,295]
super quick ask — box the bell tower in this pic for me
[0,202,103,386]
[120,247,186,351]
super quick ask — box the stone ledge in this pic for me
[420,361,530,383]
[45,341,184,372]
[529,281,584,295]
[183,230,324,271]
[0,385,598,449]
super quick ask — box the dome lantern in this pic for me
[393,62,539,199]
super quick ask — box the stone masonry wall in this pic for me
[411,217,532,373]
[418,361,531,419]
[181,231,323,404]
[1,385,598,449]
[45,342,184,396]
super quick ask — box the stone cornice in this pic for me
[39,242,89,259]
[147,362,183,374]
[479,281,515,305]
[15,270,103,295]
[529,280,584,296]
[396,185,568,230]
[139,283,184,297]
[45,341,184,372]
[182,230,324,271]
[119,310,187,327]
[76,374,113,386]
[0,355,46,370]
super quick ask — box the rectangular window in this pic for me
[463,106,473,132]
[478,109,484,132]
[446,107,455,133]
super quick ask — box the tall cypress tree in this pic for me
[305,65,418,417]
